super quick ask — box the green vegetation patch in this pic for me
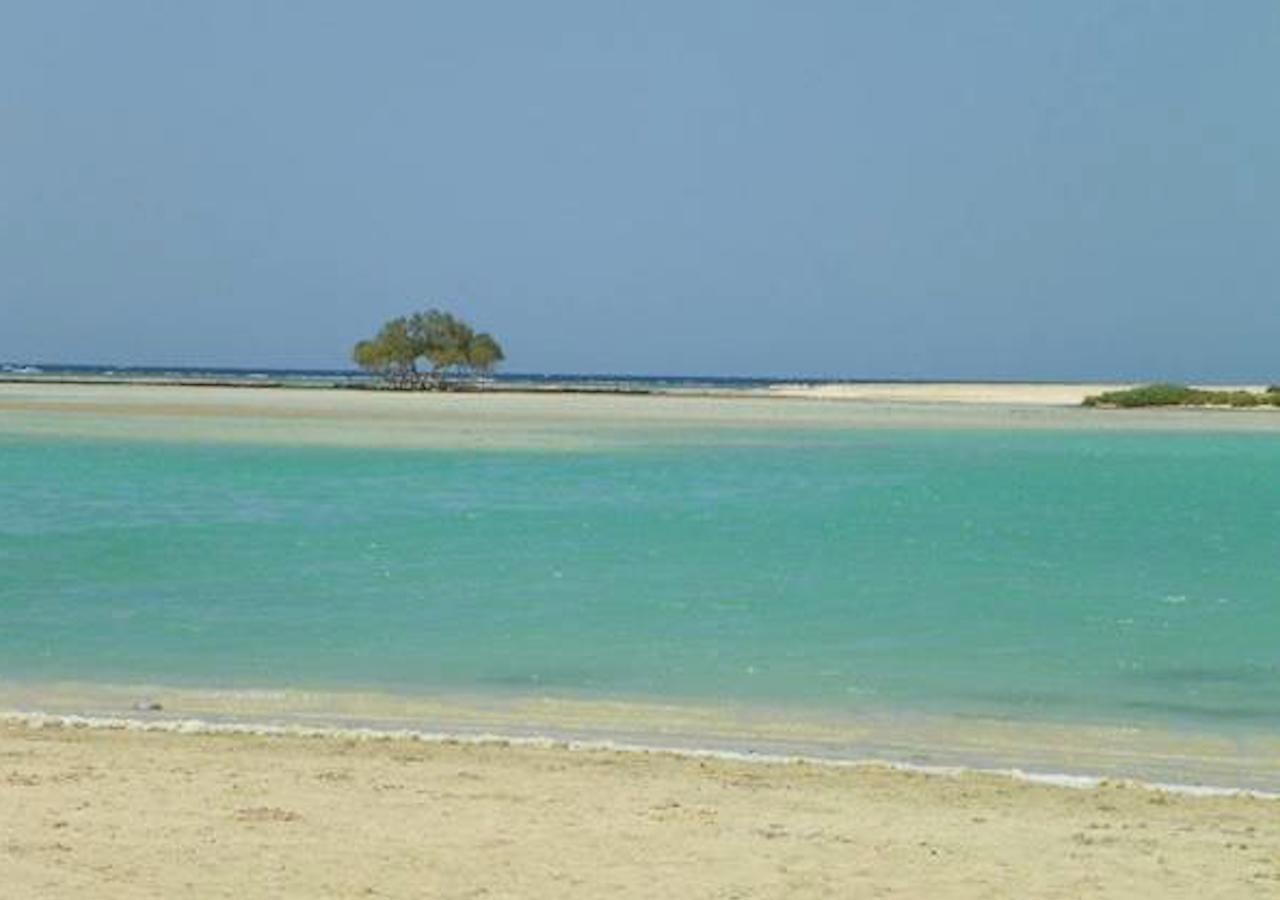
[1084,383,1280,409]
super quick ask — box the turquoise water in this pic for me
[2,428,1279,736]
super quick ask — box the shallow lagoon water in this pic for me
[3,420,1279,751]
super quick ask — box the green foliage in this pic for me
[1083,384,1280,409]
[1082,384,1196,407]
[466,333,505,374]
[352,308,505,388]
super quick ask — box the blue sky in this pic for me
[2,2,1277,379]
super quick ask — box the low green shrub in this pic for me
[1083,384,1196,407]
[1084,384,1280,409]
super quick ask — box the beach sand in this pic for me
[3,720,1278,899]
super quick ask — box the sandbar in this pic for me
[5,382,1280,450]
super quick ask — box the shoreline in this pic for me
[5,680,1278,796]
[6,709,1277,801]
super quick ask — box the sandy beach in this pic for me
[3,720,1278,899]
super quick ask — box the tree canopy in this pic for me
[352,309,505,388]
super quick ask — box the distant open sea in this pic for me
[2,368,1279,787]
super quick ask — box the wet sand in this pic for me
[6,682,1280,794]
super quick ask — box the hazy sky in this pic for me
[3,2,1277,379]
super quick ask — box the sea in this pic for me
[2,365,1279,790]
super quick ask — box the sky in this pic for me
[2,2,1277,380]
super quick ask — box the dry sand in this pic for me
[3,721,1278,899]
